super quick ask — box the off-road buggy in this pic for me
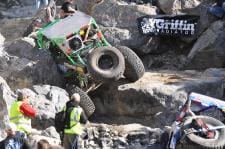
[36,11,145,117]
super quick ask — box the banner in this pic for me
[137,15,199,37]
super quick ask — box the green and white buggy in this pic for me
[37,11,145,117]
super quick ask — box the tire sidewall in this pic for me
[181,115,225,148]
[87,46,125,81]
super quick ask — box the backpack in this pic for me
[55,110,66,133]
[54,107,74,133]
[64,107,75,129]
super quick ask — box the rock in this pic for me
[187,21,225,70]
[0,18,32,42]
[0,76,15,141]
[19,86,69,129]
[142,50,188,70]
[41,126,60,139]
[0,6,37,18]
[92,71,223,127]
[202,68,225,92]
[203,68,225,80]
[0,33,5,46]
[157,0,202,14]
[88,0,159,53]
[0,37,63,89]
[29,134,61,148]
[83,123,164,149]
[137,37,160,55]
[0,0,35,7]
[76,0,103,15]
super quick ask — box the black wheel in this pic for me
[179,116,225,149]
[116,46,145,82]
[87,46,125,82]
[66,85,95,117]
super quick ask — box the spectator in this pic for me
[0,123,31,149]
[208,0,225,18]
[64,0,78,10]
[59,1,76,19]
[63,93,88,149]
[36,0,49,10]
[9,91,37,138]
[37,139,50,149]
[46,0,75,23]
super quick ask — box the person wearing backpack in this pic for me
[0,123,31,149]
[62,93,88,149]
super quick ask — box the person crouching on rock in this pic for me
[0,123,31,149]
[63,93,88,149]
[9,91,37,138]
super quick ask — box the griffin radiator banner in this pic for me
[137,15,199,37]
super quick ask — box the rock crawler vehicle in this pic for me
[168,92,225,149]
[36,11,145,117]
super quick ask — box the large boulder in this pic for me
[0,76,16,141]
[157,0,203,14]
[92,70,224,127]
[0,6,37,18]
[78,0,159,54]
[0,37,63,90]
[187,21,225,70]
[0,33,5,46]
[76,0,103,15]
[16,85,69,129]
[0,77,67,141]
[0,18,32,42]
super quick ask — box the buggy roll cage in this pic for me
[36,11,110,67]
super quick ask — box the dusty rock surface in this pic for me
[0,18,32,42]
[0,37,63,89]
[187,20,225,69]
[91,70,224,128]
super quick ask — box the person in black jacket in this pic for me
[208,0,225,18]
[0,123,31,149]
[63,93,88,149]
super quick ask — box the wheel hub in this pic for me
[98,55,114,70]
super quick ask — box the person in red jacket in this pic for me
[10,91,37,138]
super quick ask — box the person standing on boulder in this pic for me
[36,0,49,10]
[9,91,37,138]
[63,93,88,149]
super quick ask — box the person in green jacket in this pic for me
[9,91,37,138]
[63,93,88,149]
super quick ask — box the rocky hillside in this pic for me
[0,0,225,148]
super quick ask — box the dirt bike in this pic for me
[168,92,225,149]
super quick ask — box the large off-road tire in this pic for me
[178,116,225,149]
[66,85,95,117]
[116,46,145,82]
[87,46,125,82]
